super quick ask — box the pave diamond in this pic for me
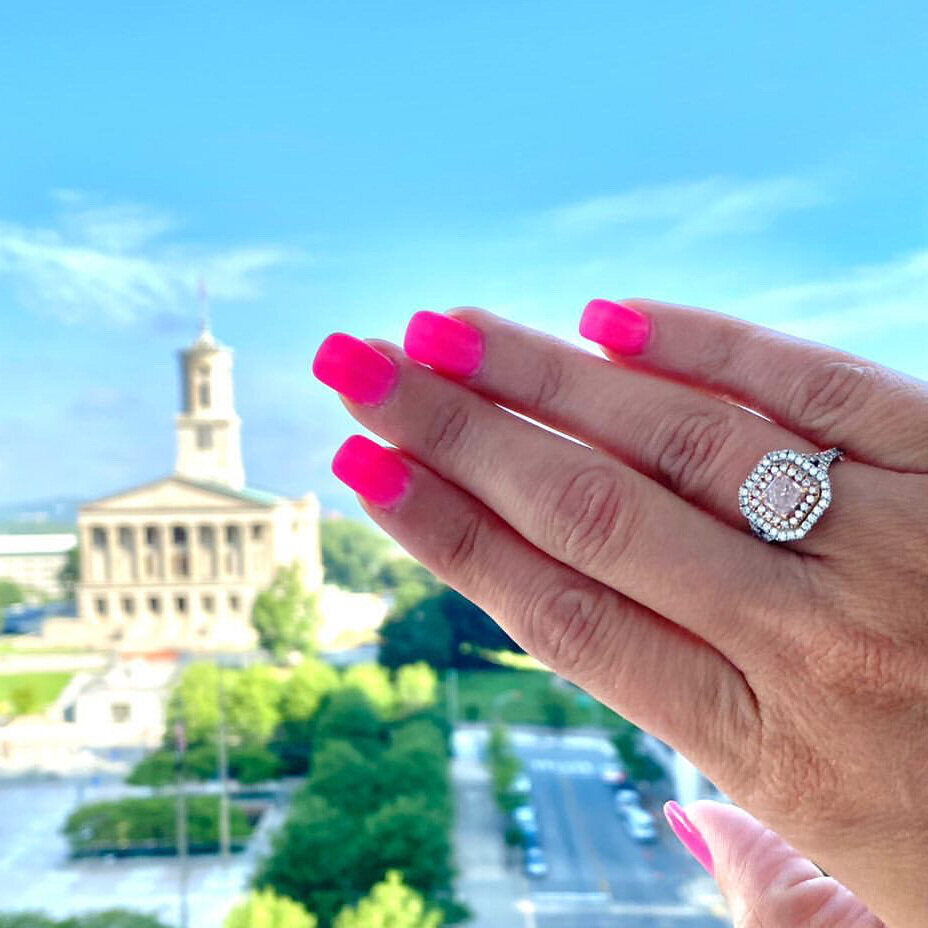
[762,474,804,517]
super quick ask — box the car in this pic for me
[601,763,624,786]
[512,773,532,796]
[623,805,658,843]
[523,846,548,878]
[615,790,640,812]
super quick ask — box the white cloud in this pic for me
[537,174,828,242]
[0,192,299,324]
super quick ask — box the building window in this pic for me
[95,597,107,617]
[225,525,239,544]
[111,703,131,724]
[172,526,187,545]
[145,526,159,545]
[199,382,211,409]
[175,595,188,614]
[118,526,133,548]
[92,527,106,547]
[197,425,213,449]
[148,595,161,614]
[122,596,135,615]
[202,595,215,614]
[251,523,264,540]
[229,594,240,612]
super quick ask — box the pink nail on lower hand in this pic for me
[332,435,410,509]
[313,333,397,405]
[664,801,714,876]
[579,299,651,355]
[404,311,484,377]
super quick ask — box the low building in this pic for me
[0,532,76,598]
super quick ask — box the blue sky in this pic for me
[1,1,926,514]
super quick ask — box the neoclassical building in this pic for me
[71,323,322,652]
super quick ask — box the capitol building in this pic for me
[57,321,323,652]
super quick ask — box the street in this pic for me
[453,728,729,928]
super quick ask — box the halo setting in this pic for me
[739,448,843,543]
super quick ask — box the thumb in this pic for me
[663,800,884,927]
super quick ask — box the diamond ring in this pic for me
[739,448,844,542]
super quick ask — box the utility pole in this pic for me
[174,720,189,928]
[217,668,231,862]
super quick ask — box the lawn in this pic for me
[447,667,627,730]
[0,671,73,712]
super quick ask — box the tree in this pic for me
[333,871,441,928]
[394,663,438,713]
[9,684,39,716]
[168,662,221,745]
[252,564,320,660]
[375,560,439,597]
[314,689,385,749]
[303,740,380,817]
[225,889,317,928]
[58,547,80,601]
[539,685,572,729]
[320,518,391,592]
[342,664,394,716]
[227,665,282,744]
[0,913,171,928]
[280,659,340,723]
[230,744,282,784]
[613,723,666,785]
[379,595,453,670]
[0,578,24,609]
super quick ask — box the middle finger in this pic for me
[314,334,805,661]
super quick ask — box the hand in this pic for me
[312,299,928,927]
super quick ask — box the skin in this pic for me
[321,300,928,927]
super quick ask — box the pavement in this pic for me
[0,776,284,927]
[452,727,730,928]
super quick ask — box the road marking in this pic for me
[531,894,705,917]
[528,758,598,776]
[558,771,613,897]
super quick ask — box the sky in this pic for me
[1,1,926,515]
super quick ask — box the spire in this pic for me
[193,278,217,348]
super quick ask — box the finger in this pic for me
[579,298,928,472]
[667,801,884,927]
[332,434,758,773]
[405,308,817,531]
[314,334,804,662]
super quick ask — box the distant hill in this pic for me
[0,497,81,533]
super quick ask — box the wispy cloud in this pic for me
[536,174,828,242]
[0,191,300,324]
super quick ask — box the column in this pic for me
[80,525,93,582]
[134,525,145,582]
[103,525,113,582]
[216,521,226,580]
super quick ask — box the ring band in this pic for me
[739,448,844,542]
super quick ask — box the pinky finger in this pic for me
[332,434,758,777]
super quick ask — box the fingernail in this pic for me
[404,311,484,377]
[580,299,651,355]
[313,333,397,405]
[664,801,714,876]
[332,435,410,509]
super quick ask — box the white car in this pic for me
[615,790,640,812]
[523,846,548,878]
[512,773,532,795]
[623,805,657,843]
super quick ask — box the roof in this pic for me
[179,478,283,506]
[0,533,77,556]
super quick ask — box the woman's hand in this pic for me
[312,299,928,927]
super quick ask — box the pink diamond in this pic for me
[763,474,804,517]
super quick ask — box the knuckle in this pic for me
[438,509,485,578]
[786,360,876,434]
[529,350,568,410]
[650,410,735,495]
[424,399,472,458]
[523,583,611,675]
[543,464,633,568]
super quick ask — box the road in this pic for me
[453,727,729,928]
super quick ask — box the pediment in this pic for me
[83,477,263,513]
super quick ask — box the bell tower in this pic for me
[174,290,245,490]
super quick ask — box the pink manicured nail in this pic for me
[313,333,397,405]
[404,311,484,377]
[664,801,714,876]
[579,299,651,355]
[332,435,410,508]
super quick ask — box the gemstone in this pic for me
[762,474,804,517]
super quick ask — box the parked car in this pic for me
[601,762,624,786]
[512,773,532,796]
[623,805,658,843]
[523,845,548,878]
[614,790,640,812]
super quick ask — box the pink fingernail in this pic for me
[332,435,410,509]
[664,801,714,876]
[313,333,397,405]
[404,311,484,377]
[580,299,651,355]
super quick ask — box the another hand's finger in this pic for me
[315,335,804,664]
[332,434,758,772]
[667,801,884,927]
[580,298,928,472]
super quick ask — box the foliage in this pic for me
[313,688,385,750]
[128,743,281,787]
[227,664,282,744]
[225,889,317,928]
[394,663,438,713]
[0,671,72,716]
[374,560,440,598]
[168,662,221,745]
[126,750,176,787]
[341,663,394,716]
[280,659,340,722]
[10,684,39,716]
[58,547,80,600]
[320,519,391,592]
[232,743,283,784]
[303,740,381,817]
[612,724,666,784]
[539,685,572,729]
[0,578,25,609]
[0,912,169,928]
[486,724,524,814]
[333,871,441,928]
[252,564,320,660]
[63,796,251,855]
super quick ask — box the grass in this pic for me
[447,667,627,730]
[0,671,73,712]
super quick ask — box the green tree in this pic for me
[394,663,438,714]
[280,659,340,723]
[375,560,439,597]
[304,740,380,816]
[379,595,453,670]
[227,664,282,744]
[10,684,39,716]
[320,519,391,592]
[225,889,317,928]
[62,913,171,928]
[168,662,221,745]
[342,664,394,716]
[230,744,282,784]
[539,685,572,729]
[333,871,441,928]
[252,564,320,660]
[0,578,24,610]
[613,723,666,785]
[314,689,385,749]
[58,547,80,601]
